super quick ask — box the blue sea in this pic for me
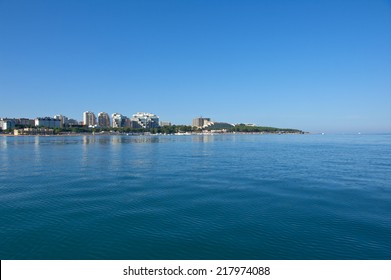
[0,134,390,259]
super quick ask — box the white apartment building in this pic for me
[111,113,128,128]
[35,117,61,128]
[0,118,15,130]
[131,112,159,129]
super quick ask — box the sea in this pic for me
[0,134,390,260]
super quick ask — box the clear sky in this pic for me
[1,0,390,133]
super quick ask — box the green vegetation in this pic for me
[6,124,304,135]
[46,125,195,135]
[228,124,304,134]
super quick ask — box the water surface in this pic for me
[0,134,390,259]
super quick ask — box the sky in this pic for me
[0,0,390,133]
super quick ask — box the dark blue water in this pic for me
[0,134,390,259]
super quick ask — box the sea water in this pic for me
[0,134,390,259]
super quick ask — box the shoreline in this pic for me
[1,132,309,137]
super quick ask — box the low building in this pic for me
[14,128,54,135]
[35,117,61,128]
[15,118,35,127]
[159,121,171,126]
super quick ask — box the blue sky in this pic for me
[1,0,390,133]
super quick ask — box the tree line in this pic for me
[3,124,304,135]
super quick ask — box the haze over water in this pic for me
[0,134,390,259]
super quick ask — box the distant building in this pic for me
[0,118,15,130]
[129,119,142,129]
[67,119,79,126]
[35,117,61,128]
[159,121,171,126]
[98,112,110,127]
[192,117,211,128]
[130,112,159,129]
[15,118,35,127]
[0,118,35,130]
[83,111,96,126]
[54,115,68,128]
[14,128,54,135]
[112,113,128,128]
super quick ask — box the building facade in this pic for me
[159,121,171,126]
[67,119,79,126]
[0,118,15,130]
[54,115,69,128]
[35,117,61,128]
[111,113,128,128]
[130,112,159,129]
[98,112,110,127]
[14,128,54,135]
[192,117,211,128]
[0,118,35,130]
[83,111,97,126]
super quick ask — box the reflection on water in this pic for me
[78,134,224,145]
[1,134,247,147]
[33,136,42,167]
[190,135,215,142]
[82,135,169,145]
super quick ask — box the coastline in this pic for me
[1,131,308,137]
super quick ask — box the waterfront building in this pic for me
[98,112,110,127]
[35,117,61,128]
[14,118,34,127]
[130,112,159,129]
[0,118,15,130]
[54,115,68,128]
[0,118,35,130]
[67,119,79,126]
[192,117,211,128]
[83,111,97,126]
[129,119,142,129]
[14,128,54,135]
[112,113,128,128]
[159,121,171,126]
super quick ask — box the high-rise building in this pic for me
[112,113,128,128]
[130,112,159,129]
[83,111,96,126]
[192,117,211,128]
[98,112,110,127]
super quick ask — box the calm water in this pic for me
[0,134,390,259]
